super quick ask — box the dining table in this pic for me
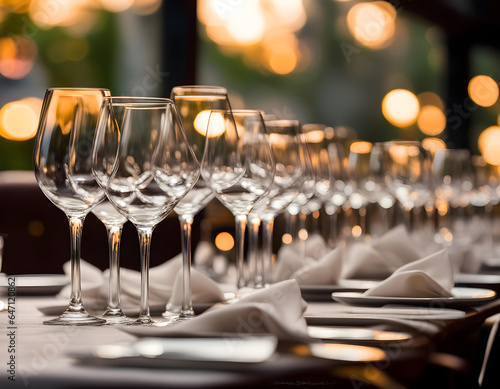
[2,276,500,389]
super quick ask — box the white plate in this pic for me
[307,325,412,344]
[70,336,278,370]
[331,287,496,308]
[0,274,69,295]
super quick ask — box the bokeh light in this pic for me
[304,129,325,143]
[101,0,134,13]
[215,232,234,251]
[350,141,372,154]
[0,36,37,79]
[198,0,307,75]
[417,91,445,111]
[0,97,43,141]
[195,110,226,137]
[382,89,420,127]
[478,126,500,165]
[422,137,446,157]
[132,0,163,15]
[468,75,499,108]
[346,1,396,49]
[417,105,446,136]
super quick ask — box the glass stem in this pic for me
[404,206,413,232]
[288,212,298,242]
[68,215,85,312]
[235,214,248,289]
[106,225,123,311]
[248,217,261,288]
[262,219,274,287]
[179,215,194,318]
[137,227,153,324]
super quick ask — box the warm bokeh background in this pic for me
[1,0,500,169]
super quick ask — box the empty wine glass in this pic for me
[167,86,231,320]
[384,141,433,232]
[325,141,347,247]
[284,132,315,242]
[433,148,474,246]
[92,97,170,324]
[249,119,304,287]
[105,99,199,325]
[33,87,110,325]
[201,110,275,290]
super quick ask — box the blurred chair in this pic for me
[0,170,198,275]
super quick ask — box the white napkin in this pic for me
[363,249,454,298]
[119,279,311,342]
[58,254,226,309]
[303,233,329,260]
[169,267,226,306]
[341,225,425,280]
[273,244,316,282]
[273,234,330,283]
[292,248,343,285]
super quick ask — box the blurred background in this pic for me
[2,0,500,169]
[2,0,500,273]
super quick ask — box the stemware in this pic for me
[325,141,348,247]
[346,141,396,239]
[105,98,199,325]
[433,148,474,246]
[284,132,315,242]
[384,141,433,232]
[33,87,110,325]
[167,86,231,320]
[92,97,170,324]
[248,119,304,287]
[201,110,275,290]
[345,141,372,240]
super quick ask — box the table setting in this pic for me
[3,85,500,388]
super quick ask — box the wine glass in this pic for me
[33,87,110,325]
[201,110,275,290]
[249,119,304,287]
[433,148,474,246]
[346,141,373,240]
[384,141,433,232]
[284,132,315,242]
[167,86,231,320]
[92,96,171,324]
[105,99,199,325]
[325,141,348,247]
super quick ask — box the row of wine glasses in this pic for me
[34,86,306,326]
[36,86,491,327]
[34,90,200,326]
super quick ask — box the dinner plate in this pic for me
[70,336,278,370]
[331,287,496,308]
[0,274,69,295]
[300,285,367,302]
[307,325,412,344]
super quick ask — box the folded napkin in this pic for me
[119,279,311,342]
[303,233,329,260]
[363,249,454,298]
[341,225,425,280]
[58,255,226,310]
[273,234,333,283]
[273,244,316,282]
[290,248,343,285]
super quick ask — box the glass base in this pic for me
[171,310,195,324]
[126,315,174,327]
[102,308,134,324]
[162,305,180,319]
[43,308,107,326]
